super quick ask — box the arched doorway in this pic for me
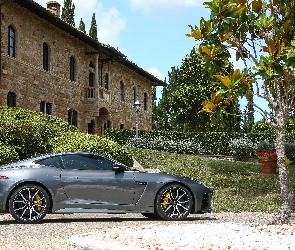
[97,102,111,136]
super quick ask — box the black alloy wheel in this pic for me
[155,184,192,220]
[9,184,50,223]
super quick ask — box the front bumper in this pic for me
[194,192,213,214]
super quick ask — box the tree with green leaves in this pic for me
[153,85,171,130]
[244,86,255,132]
[187,0,295,224]
[168,48,240,132]
[89,13,97,40]
[78,18,86,34]
[61,0,75,26]
[152,86,160,130]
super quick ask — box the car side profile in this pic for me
[0,152,213,223]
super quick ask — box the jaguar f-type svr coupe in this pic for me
[0,152,213,223]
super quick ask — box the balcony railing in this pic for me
[85,87,110,102]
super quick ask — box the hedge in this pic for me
[0,144,19,165]
[0,107,133,166]
[49,132,134,167]
[105,129,295,162]
[0,107,78,160]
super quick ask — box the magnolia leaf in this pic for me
[214,75,223,82]
[238,0,247,5]
[220,32,233,42]
[233,5,246,14]
[191,30,202,39]
[268,38,275,57]
[284,20,292,33]
[252,0,262,14]
[214,94,223,104]
[202,46,212,57]
[204,20,211,32]
[276,38,283,56]
[262,46,268,52]
[223,76,231,88]
[207,102,216,112]
[200,101,216,113]
[232,69,241,79]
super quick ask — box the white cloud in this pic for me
[35,0,126,48]
[129,0,203,14]
[147,67,166,81]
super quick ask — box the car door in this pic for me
[59,153,145,210]
[36,156,68,208]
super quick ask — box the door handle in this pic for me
[135,181,147,185]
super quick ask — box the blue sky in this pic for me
[35,0,264,121]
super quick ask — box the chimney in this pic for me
[46,1,61,18]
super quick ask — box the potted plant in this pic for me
[256,141,277,174]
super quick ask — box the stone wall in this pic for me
[0,2,154,134]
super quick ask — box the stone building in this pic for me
[0,0,165,134]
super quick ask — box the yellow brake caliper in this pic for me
[162,192,170,209]
[35,194,42,212]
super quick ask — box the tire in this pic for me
[9,184,50,223]
[155,184,192,220]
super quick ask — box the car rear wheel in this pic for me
[9,184,50,223]
[155,184,192,220]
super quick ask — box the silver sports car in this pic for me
[0,152,213,223]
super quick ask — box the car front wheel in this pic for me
[9,184,50,223]
[155,184,192,220]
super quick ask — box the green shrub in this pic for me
[105,128,277,159]
[285,142,295,162]
[251,120,275,134]
[0,107,78,159]
[49,132,134,167]
[0,144,19,165]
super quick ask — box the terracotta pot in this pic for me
[259,157,277,174]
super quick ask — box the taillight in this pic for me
[0,175,9,179]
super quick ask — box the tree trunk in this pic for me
[272,118,293,224]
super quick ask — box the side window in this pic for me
[37,156,62,168]
[89,72,94,87]
[46,102,52,115]
[70,56,75,81]
[61,154,114,171]
[7,91,16,107]
[144,93,147,111]
[120,81,124,101]
[40,101,45,113]
[105,73,109,90]
[40,101,52,115]
[133,87,136,104]
[8,25,15,57]
[68,109,78,127]
[43,42,49,71]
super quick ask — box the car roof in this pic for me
[2,152,115,167]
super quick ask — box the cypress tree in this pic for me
[89,13,97,40]
[61,0,75,26]
[78,18,86,34]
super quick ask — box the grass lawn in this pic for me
[130,148,295,213]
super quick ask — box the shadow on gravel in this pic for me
[0,214,217,225]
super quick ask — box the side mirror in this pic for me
[112,164,125,173]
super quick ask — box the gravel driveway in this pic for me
[0,212,294,249]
